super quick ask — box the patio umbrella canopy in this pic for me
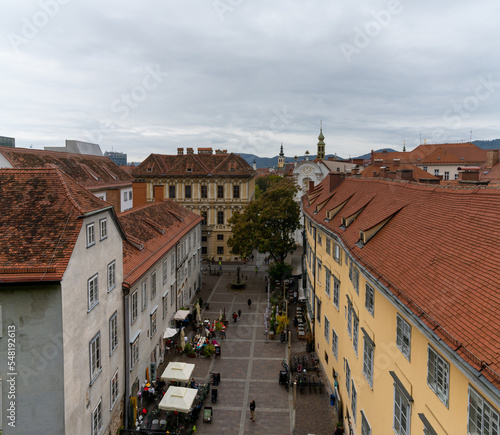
[158,386,198,413]
[174,309,190,321]
[161,362,195,383]
[180,327,185,351]
[163,328,178,339]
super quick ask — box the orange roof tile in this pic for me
[304,176,500,387]
[0,168,113,283]
[118,200,202,286]
[0,147,133,190]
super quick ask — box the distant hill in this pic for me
[354,148,397,160]
[473,139,500,150]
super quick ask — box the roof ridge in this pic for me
[53,168,86,215]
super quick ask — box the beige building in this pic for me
[132,147,256,261]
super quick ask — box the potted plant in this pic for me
[184,342,196,357]
[276,314,289,342]
[269,317,276,339]
[204,344,216,358]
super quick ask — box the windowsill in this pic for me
[107,285,116,293]
[87,242,96,249]
[88,301,100,313]
[89,368,102,386]
[100,236,108,242]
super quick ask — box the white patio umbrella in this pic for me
[163,328,178,339]
[180,327,185,351]
[158,386,198,413]
[160,362,195,383]
[196,302,202,324]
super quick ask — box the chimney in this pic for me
[153,185,164,202]
[328,172,343,191]
[177,148,184,155]
[351,166,360,176]
[380,167,389,178]
[393,159,400,166]
[396,169,414,181]
[458,167,481,182]
[186,147,194,154]
[487,150,499,167]
[308,180,315,193]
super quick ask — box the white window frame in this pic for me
[87,222,96,247]
[427,346,450,407]
[393,383,411,435]
[324,316,330,343]
[92,398,103,435]
[90,332,102,383]
[331,328,338,360]
[162,292,169,318]
[131,335,139,369]
[163,258,168,284]
[444,171,450,181]
[361,410,371,435]
[150,308,157,338]
[345,359,351,398]
[347,303,352,338]
[333,276,340,309]
[325,269,331,297]
[396,314,411,361]
[88,274,99,311]
[333,243,341,264]
[109,311,118,355]
[365,283,374,316]
[171,254,175,275]
[110,370,119,410]
[317,259,322,284]
[131,290,138,324]
[353,311,359,356]
[351,381,357,423]
[151,271,157,299]
[316,298,321,324]
[141,280,147,311]
[99,218,107,240]
[326,237,331,255]
[363,336,374,387]
[107,260,116,292]
[468,385,500,435]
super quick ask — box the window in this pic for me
[363,336,374,387]
[434,169,440,176]
[151,271,157,298]
[109,312,118,355]
[107,261,116,292]
[201,211,207,225]
[353,311,359,356]
[217,234,224,241]
[163,293,168,318]
[141,281,147,310]
[169,185,175,198]
[317,260,322,284]
[326,237,331,255]
[90,332,101,382]
[454,173,459,180]
[331,328,338,359]
[423,166,428,172]
[217,211,224,225]
[217,185,224,199]
[427,346,450,406]
[351,381,357,423]
[170,283,175,304]
[171,254,175,274]
[396,314,411,360]
[324,316,330,343]
[444,171,450,180]
[325,269,331,297]
[217,246,224,255]
[88,274,99,311]
[333,276,340,309]
[333,243,341,263]
[365,284,374,316]
[345,360,351,397]
[185,185,192,199]
[150,309,157,337]
[99,218,107,240]
[347,303,352,338]
[361,411,371,435]
[318,232,322,245]
[233,185,240,199]
[394,383,411,435]
[87,222,96,247]
[201,185,208,198]
[110,370,119,410]
[163,258,168,284]
[131,336,139,369]
[123,191,127,201]
[316,298,321,323]
[468,386,500,435]
[129,191,133,200]
[131,290,138,324]
[349,262,359,294]
[92,399,103,435]
[202,246,207,255]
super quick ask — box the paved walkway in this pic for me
[158,251,337,435]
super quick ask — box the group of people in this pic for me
[232,309,242,324]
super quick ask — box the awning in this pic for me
[298,287,306,302]
[163,328,179,339]
[161,362,195,383]
[174,309,190,321]
[158,386,198,413]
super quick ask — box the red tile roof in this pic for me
[360,163,439,181]
[132,152,255,178]
[0,168,114,283]
[0,147,133,190]
[304,176,500,387]
[118,200,202,286]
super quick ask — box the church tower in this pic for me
[317,121,325,160]
[278,143,285,168]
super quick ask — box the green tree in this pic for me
[228,178,300,263]
[255,174,282,199]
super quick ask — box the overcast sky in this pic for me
[1,0,499,162]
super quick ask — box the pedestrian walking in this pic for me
[233,312,238,324]
[249,400,256,422]
[238,309,241,318]
[247,298,252,309]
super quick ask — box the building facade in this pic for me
[303,173,500,434]
[0,168,126,435]
[132,147,256,261]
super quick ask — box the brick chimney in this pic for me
[328,173,344,191]
[308,180,315,193]
[396,169,413,181]
[177,148,184,155]
[153,185,164,202]
[186,147,194,154]
[458,167,480,182]
[393,159,400,166]
[380,167,389,178]
[487,150,499,167]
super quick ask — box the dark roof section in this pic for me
[0,168,114,283]
[0,147,133,190]
[132,152,255,178]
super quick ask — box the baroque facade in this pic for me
[132,147,256,261]
[303,173,500,434]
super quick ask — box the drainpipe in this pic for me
[122,284,131,430]
[312,226,317,340]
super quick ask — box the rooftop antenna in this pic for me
[470,130,472,142]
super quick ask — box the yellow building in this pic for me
[132,147,255,261]
[303,173,500,434]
